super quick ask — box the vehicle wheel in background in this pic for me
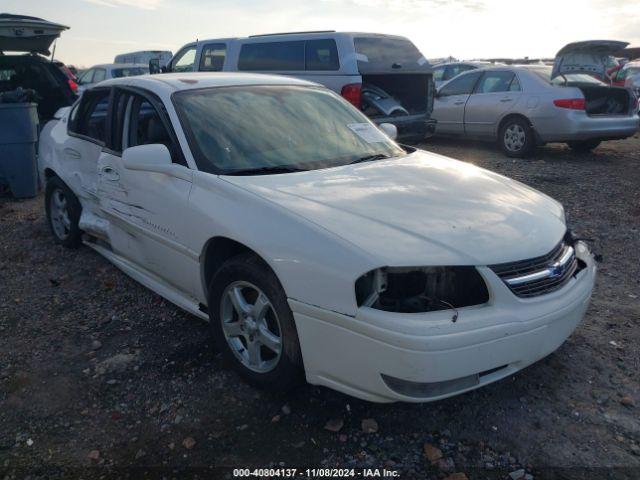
[567,140,601,152]
[499,117,535,158]
[208,253,304,391]
[45,176,82,248]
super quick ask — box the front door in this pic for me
[433,70,481,135]
[464,71,521,137]
[97,88,196,295]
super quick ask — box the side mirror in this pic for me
[161,65,169,73]
[149,59,160,75]
[123,144,172,172]
[378,123,398,141]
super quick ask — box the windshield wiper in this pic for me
[348,153,392,165]
[223,165,308,176]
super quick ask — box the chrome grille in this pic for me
[490,241,579,298]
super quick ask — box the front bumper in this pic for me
[290,246,596,403]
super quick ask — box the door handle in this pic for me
[500,98,513,103]
[100,165,120,181]
[64,147,81,159]
[454,101,465,105]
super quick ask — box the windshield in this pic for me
[530,66,605,86]
[354,36,428,73]
[173,85,405,175]
[112,67,148,78]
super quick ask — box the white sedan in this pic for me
[38,73,596,403]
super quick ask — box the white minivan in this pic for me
[167,31,436,140]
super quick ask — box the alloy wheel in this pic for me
[50,188,71,240]
[220,281,283,373]
[503,124,526,152]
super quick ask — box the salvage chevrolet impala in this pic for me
[38,73,596,402]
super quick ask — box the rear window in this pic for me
[354,36,427,73]
[529,66,605,86]
[239,41,304,71]
[112,67,148,78]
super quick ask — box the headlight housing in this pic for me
[355,266,489,314]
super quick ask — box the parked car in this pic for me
[38,72,596,403]
[432,61,492,88]
[167,31,436,141]
[616,61,640,94]
[432,63,639,157]
[0,14,76,120]
[76,63,149,92]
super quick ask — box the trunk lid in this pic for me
[552,40,629,80]
[0,14,68,55]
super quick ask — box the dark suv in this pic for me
[0,14,76,120]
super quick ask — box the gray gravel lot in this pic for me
[1,136,639,479]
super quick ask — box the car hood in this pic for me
[222,150,566,266]
[552,40,628,80]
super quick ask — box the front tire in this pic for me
[45,176,82,248]
[208,253,304,391]
[567,140,601,152]
[499,117,535,158]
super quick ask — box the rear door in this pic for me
[63,87,111,212]
[464,70,521,137]
[433,70,481,134]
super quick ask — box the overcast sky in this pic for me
[5,0,639,67]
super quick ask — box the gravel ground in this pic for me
[1,135,639,480]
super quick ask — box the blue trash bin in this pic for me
[0,103,39,199]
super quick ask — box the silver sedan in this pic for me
[431,65,639,157]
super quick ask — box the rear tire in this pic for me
[567,140,601,152]
[208,253,304,392]
[45,176,82,249]
[499,117,535,158]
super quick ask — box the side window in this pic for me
[92,68,106,83]
[433,66,444,82]
[475,71,516,94]
[69,89,111,144]
[305,39,339,71]
[126,94,185,166]
[238,41,305,71]
[79,69,94,84]
[509,75,522,92]
[200,43,227,71]
[171,46,197,72]
[439,71,482,96]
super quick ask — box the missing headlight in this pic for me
[355,266,489,313]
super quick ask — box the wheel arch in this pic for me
[200,236,275,303]
[43,168,58,180]
[497,112,532,131]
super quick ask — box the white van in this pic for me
[114,50,173,68]
[167,31,436,140]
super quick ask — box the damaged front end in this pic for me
[355,266,489,314]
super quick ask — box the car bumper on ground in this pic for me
[535,112,639,142]
[371,113,437,140]
[290,247,596,403]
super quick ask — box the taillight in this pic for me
[341,83,362,109]
[68,79,78,94]
[553,98,585,110]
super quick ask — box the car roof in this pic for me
[97,72,317,94]
[88,63,149,69]
[188,31,412,46]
